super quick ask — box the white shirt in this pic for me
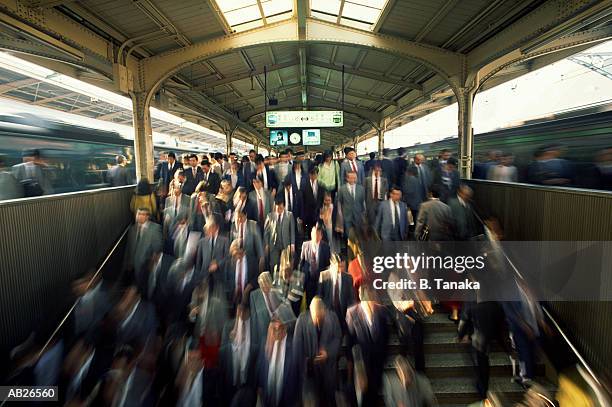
[310,179,318,199]
[235,256,247,293]
[390,199,399,227]
[294,170,302,190]
[231,317,251,385]
[284,187,293,212]
[267,336,287,405]
[258,168,268,189]
[371,175,381,199]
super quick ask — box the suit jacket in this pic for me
[336,183,366,231]
[195,234,229,283]
[12,162,53,194]
[223,171,244,190]
[281,186,304,221]
[254,166,278,193]
[301,179,324,226]
[247,188,273,223]
[380,158,396,186]
[249,288,283,347]
[219,318,259,397]
[393,157,408,187]
[364,175,388,224]
[292,310,341,402]
[264,211,295,251]
[375,199,409,241]
[432,168,460,203]
[415,199,455,241]
[448,197,482,240]
[299,240,331,298]
[409,164,431,205]
[227,255,260,303]
[256,335,298,407]
[116,300,158,347]
[163,194,191,233]
[200,170,221,195]
[123,221,162,276]
[231,219,265,261]
[183,166,204,196]
[0,170,23,200]
[288,169,307,193]
[165,263,199,322]
[106,164,130,187]
[156,160,183,189]
[317,271,355,323]
[401,175,422,210]
[274,162,291,185]
[188,192,219,233]
[340,159,365,185]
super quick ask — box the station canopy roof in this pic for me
[0,0,610,151]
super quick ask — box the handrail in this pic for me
[35,224,131,360]
[469,203,611,401]
[0,184,136,208]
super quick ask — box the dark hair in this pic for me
[447,157,458,167]
[214,152,223,160]
[249,149,256,154]
[255,156,265,165]
[407,166,418,176]
[167,152,176,159]
[389,186,401,194]
[274,196,285,206]
[430,184,441,198]
[189,154,198,160]
[369,152,376,159]
[201,160,211,167]
[135,179,151,195]
[283,179,292,188]
[309,167,319,175]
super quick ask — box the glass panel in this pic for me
[266,12,293,24]
[224,5,262,26]
[232,19,265,32]
[216,0,257,13]
[348,0,387,9]
[340,18,372,31]
[342,2,378,23]
[311,0,341,16]
[311,10,338,23]
[262,0,293,17]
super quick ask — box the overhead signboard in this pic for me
[266,110,343,127]
[269,129,288,146]
[302,129,321,146]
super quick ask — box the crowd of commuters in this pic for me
[6,146,565,407]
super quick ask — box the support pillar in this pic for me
[131,91,154,182]
[457,87,475,179]
[378,128,384,158]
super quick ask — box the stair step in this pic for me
[431,376,555,405]
[423,331,505,353]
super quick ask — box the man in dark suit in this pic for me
[288,160,307,193]
[232,210,265,272]
[281,178,304,227]
[381,148,396,186]
[432,157,461,203]
[247,177,273,232]
[302,167,324,238]
[182,154,204,196]
[318,254,355,332]
[241,156,255,191]
[106,154,130,187]
[364,162,388,225]
[116,286,159,348]
[163,182,191,238]
[340,147,365,185]
[155,152,183,194]
[293,297,342,406]
[256,310,299,407]
[346,287,389,407]
[223,161,243,190]
[409,153,431,215]
[195,216,229,284]
[123,208,162,295]
[415,185,455,241]
[264,199,295,274]
[254,156,278,196]
[448,184,483,240]
[227,238,260,307]
[364,152,377,176]
[375,187,409,241]
[200,159,221,195]
[336,171,366,237]
[401,166,422,226]
[299,222,331,305]
[393,147,408,187]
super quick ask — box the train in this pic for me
[364,103,612,189]
[0,113,194,194]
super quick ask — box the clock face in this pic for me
[289,132,301,145]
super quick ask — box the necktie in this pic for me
[211,236,215,253]
[333,277,340,313]
[136,226,141,243]
[240,225,245,247]
[287,192,292,212]
[276,215,282,246]
[174,198,179,216]
[351,185,355,199]
[312,181,317,200]
[192,167,196,177]
[374,177,379,200]
[351,160,357,172]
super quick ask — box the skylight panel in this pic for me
[310,0,389,31]
[223,4,262,26]
[215,0,293,32]
[261,0,293,17]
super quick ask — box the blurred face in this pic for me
[373,166,381,176]
[310,299,325,326]
[189,157,198,167]
[415,154,425,165]
[338,259,346,274]
[324,155,331,163]
[279,154,288,163]
[441,151,451,161]
[390,189,401,202]
[206,223,219,237]
[249,151,256,161]
[229,154,237,163]
[347,172,357,184]
[231,162,239,172]
[253,178,262,189]
[136,210,148,224]
[323,195,332,205]
[458,187,472,201]
[347,151,356,160]
[168,155,175,164]
[275,203,284,215]
[309,172,317,181]
[201,164,210,172]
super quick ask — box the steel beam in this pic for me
[309,82,398,106]
[0,78,40,94]
[191,59,298,91]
